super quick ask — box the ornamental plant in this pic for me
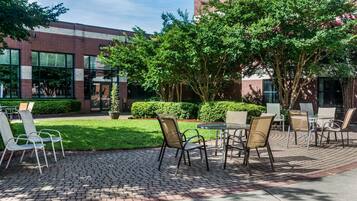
[110,84,120,112]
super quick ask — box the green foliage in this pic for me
[110,84,120,112]
[206,0,356,108]
[0,99,81,114]
[198,101,266,122]
[131,101,198,119]
[0,0,67,47]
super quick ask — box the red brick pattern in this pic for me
[21,79,32,99]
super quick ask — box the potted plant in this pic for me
[108,84,120,119]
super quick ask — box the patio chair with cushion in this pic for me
[224,115,275,175]
[19,110,65,162]
[320,108,356,147]
[0,112,48,174]
[266,103,285,132]
[287,110,318,149]
[157,116,209,175]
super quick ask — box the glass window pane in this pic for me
[0,64,19,98]
[32,52,38,66]
[90,56,96,69]
[66,54,73,68]
[40,52,66,67]
[0,49,10,65]
[10,50,19,65]
[84,56,89,69]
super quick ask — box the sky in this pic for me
[29,0,194,33]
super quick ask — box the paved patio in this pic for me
[1,131,357,201]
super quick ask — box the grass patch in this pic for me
[8,119,215,151]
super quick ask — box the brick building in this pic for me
[1,21,132,112]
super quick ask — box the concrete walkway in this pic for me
[205,168,357,201]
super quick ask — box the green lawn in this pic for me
[9,119,215,151]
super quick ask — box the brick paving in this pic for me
[1,131,357,201]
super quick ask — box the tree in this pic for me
[0,0,67,48]
[207,0,356,109]
[101,10,245,102]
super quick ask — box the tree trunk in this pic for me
[341,78,354,112]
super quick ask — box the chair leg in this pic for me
[158,141,165,161]
[245,149,251,176]
[51,141,57,162]
[255,148,260,158]
[282,121,285,132]
[341,132,345,148]
[34,148,42,174]
[294,131,298,145]
[175,150,184,175]
[0,148,7,167]
[20,150,26,163]
[175,149,179,158]
[327,132,330,144]
[186,151,191,166]
[287,126,291,148]
[5,151,14,169]
[267,144,275,172]
[182,150,187,165]
[347,132,350,145]
[223,145,229,169]
[320,130,325,146]
[335,132,338,142]
[158,145,166,171]
[215,130,219,156]
[43,147,48,168]
[307,131,311,150]
[60,140,65,158]
[203,146,209,171]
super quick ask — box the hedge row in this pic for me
[198,101,266,122]
[0,99,81,114]
[131,102,198,119]
[131,101,265,121]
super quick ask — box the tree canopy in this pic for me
[0,0,67,47]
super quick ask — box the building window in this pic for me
[32,51,74,98]
[263,79,279,103]
[318,78,342,107]
[0,49,20,98]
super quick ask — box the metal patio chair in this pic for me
[0,112,48,174]
[27,102,35,112]
[224,115,275,175]
[157,116,209,175]
[19,110,65,162]
[320,108,356,147]
[267,103,285,132]
[225,111,248,158]
[287,110,318,149]
[299,103,314,117]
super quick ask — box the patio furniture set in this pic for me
[0,102,64,174]
[157,103,356,175]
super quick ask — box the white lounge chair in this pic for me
[0,112,48,174]
[266,103,285,132]
[317,107,336,129]
[299,103,314,117]
[19,110,65,162]
[226,111,248,157]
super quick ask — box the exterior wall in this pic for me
[4,21,131,112]
[241,79,263,97]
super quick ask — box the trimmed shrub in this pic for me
[131,102,198,119]
[198,101,265,122]
[0,99,81,114]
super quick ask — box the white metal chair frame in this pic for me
[266,103,285,132]
[225,111,248,158]
[287,111,317,150]
[19,111,65,162]
[0,112,48,174]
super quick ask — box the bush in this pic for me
[198,101,265,122]
[131,102,198,119]
[0,99,81,114]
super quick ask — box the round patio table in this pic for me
[197,122,250,158]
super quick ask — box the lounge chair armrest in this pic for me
[26,132,45,144]
[184,135,206,148]
[182,128,200,136]
[29,131,53,139]
[39,129,62,138]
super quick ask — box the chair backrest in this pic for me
[247,115,275,149]
[27,102,35,112]
[317,107,336,119]
[157,116,183,149]
[267,103,281,116]
[18,102,29,111]
[18,110,38,137]
[289,110,309,132]
[0,112,16,147]
[226,111,247,125]
[341,108,356,129]
[300,103,314,117]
